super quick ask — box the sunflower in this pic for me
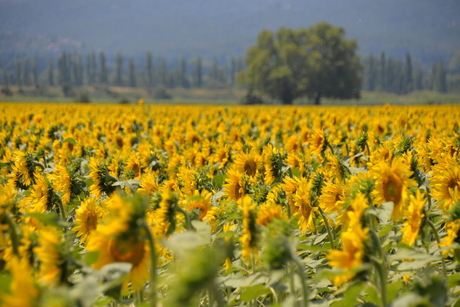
[222,222,235,271]
[401,190,426,246]
[285,135,302,153]
[20,175,54,214]
[2,256,39,307]
[72,197,102,245]
[137,172,160,197]
[234,150,261,177]
[86,194,150,290]
[309,130,328,156]
[372,157,416,221]
[239,195,259,263]
[126,153,143,179]
[431,158,460,212]
[319,181,346,215]
[326,218,368,286]
[89,158,117,197]
[292,179,316,235]
[223,168,246,201]
[11,151,36,189]
[48,164,72,205]
[33,227,63,286]
[185,189,212,221]
[256,202,288,226]
[439,219,460,257]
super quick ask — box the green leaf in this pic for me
[212,175,225,189]
[367,202,393,223]
[389,247,440,271]
[83,251,100,266]
[362,283,380,305]
[291,167,301,177]
[187,195,204,202]
[297,243,325,252]
[0,273,12,295]
[216,231,237,238]
[241,284,271,302]
[388,280,403,302]
[331,281,365,307]
[63,138,76,145]
[162,230,210,258]
[378,224,393,237]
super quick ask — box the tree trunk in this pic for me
[314,93,321,105]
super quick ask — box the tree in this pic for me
[128,57,136,87]
[99,52,108,84]
[238,22,362,105]
[146,52,153,88]
[193,56,202,88]
[48,59,54,86]
[114,53,123,86]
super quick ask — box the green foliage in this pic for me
[239,22,362,105]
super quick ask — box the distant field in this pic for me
[0,85,459,105]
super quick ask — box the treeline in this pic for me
[1,50,460,97]
[0,51,245,93]
[361,52,460,94]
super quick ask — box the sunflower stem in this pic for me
[292,258,309,307]
[142,222,157,307]
[370,256,388,307]
[252,247,256,275]
[426,187,432,211]
[3,213,20,257]
[369,230,387,307]
[318,206,334,250]
[176,206,195,231]
[426,219,447,279]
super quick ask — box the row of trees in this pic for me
[1,23,459,103]
[0,52,245,91]
[361,53,449,94]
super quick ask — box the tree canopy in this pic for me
[238,22,362,105]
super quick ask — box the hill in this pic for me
[0,0,459,63]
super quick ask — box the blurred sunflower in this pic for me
[223,168,246,201]
[86,194,150,290]
[372,157,416,221]
[72,196,102,245]
[401,190,426,246]
[431,158,460,211]
[327,215,368,286]
[33,227,64,286]
[2,256,39,307]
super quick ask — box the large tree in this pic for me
[239,22,362,105]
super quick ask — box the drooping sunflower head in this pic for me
[309,130,328,156]
[11,151,37,189]
[239,195,259,263]
[401,190,426,246]
[431,159,460,212]
[89,158,117,197]
[33,227,65,286]
[223,168,246,201]
[372,157,416,221]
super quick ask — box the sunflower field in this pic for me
[0,102,460,307]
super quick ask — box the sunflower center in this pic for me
[383,175,402,204]
[234,181,242,200]
[109,236,145,267]
[243,160,257,177]
[447,179,460,197]
[84,211,98,231]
